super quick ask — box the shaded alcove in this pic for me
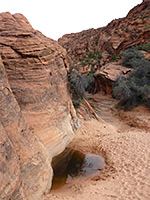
[51,148,106,190]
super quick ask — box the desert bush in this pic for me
[111,53,117,62]
[72,98,84,108]
[68,66,96,107]
[85,71,95,94]
[138,43,150,51]
[120,47,144,68]
[68,68,88,107]
[80,51,102,69]
[112,48,150,110]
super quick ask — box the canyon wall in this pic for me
[0,12,78,199]
[0,55,51,199]
[58,1,150,71]
[58,1,150,93]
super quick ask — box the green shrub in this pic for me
[85,71,95,94]
[68,68,87,102]
[138,43,150,51]
[88,52,96,59]
[111,53,117,62]
[73,98,84,108]
[119,47,144,68]
[80,51,102,69]
[145,26,150,30]
[68,66,96,107]
[97,52,103,60]
[112,48,150,110]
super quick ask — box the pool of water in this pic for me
[51,148,106,189]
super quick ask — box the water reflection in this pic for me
[51,148,105,189]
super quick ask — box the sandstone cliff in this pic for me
[0,55,51,199]
[58,1,150,71]
[0,12,78,199]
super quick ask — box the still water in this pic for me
[51,148,106,189]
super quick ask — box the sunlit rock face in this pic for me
[0,12,78,199]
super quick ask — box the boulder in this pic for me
[94,63,132,94]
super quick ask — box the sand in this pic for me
[45,94,150,200]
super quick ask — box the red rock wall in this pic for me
[0,12,78,199]
[0,56,51,199]
[58,1,150,70]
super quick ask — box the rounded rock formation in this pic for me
[0,12,78,199]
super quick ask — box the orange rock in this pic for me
[0,55,51,199]
[94,63,132,94]
[58,1,150,71]
[0,12,78,199]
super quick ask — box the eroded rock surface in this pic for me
[58,1,150,71]
[0,56,51,199]
[0,12,78,157]
[94,63,132,94]
[0,12,78,199]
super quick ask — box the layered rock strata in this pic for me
[94,63,132,94]
[0,12,78,199]
[58,1,150,71]
[0,56,51,199]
